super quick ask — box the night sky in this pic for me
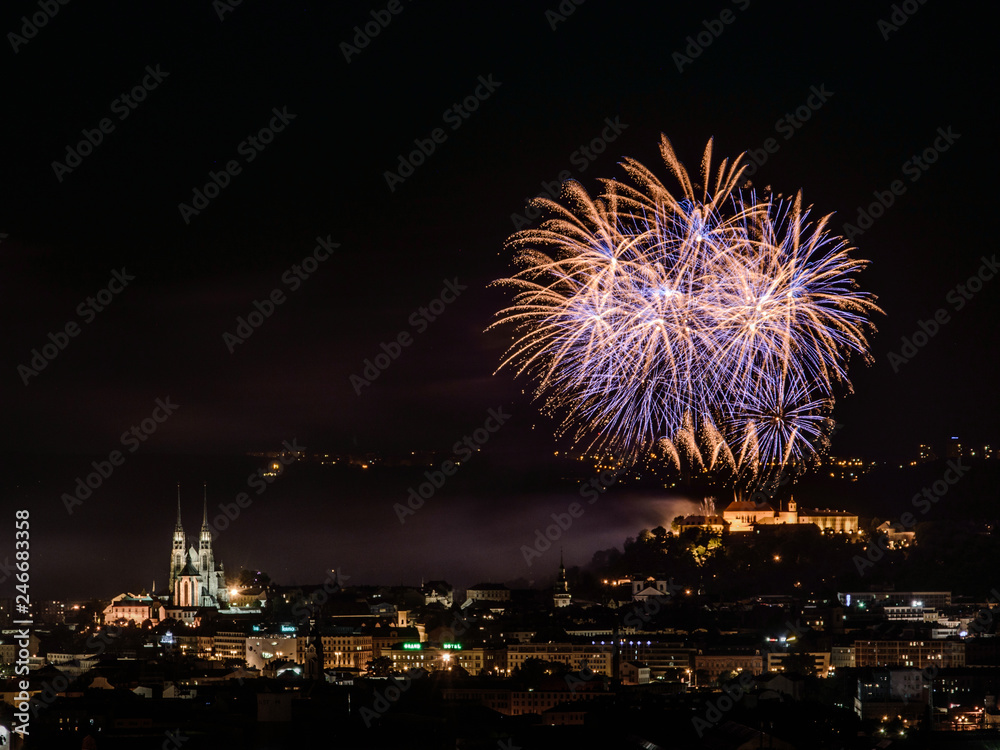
[1,1,996,599]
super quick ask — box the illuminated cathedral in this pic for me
[168,487,229,609]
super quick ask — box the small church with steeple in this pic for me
[169,486,229,609]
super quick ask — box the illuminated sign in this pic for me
[442,643,462,650]
[402,643,422,650]
[281,625,297,633]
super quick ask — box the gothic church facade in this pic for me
[168,489,229,609]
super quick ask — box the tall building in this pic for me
[553,553,571,608]
[168,486,229,609]
[303,619,324,680]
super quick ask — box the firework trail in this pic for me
[490,136,879,485]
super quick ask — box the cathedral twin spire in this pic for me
[170,483,226,608]
[175,483,183,530]
[174,483,211,533]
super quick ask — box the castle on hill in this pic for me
[678,494,858,534]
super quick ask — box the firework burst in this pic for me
[490,136,879,485]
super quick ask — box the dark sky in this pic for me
[1,1,997,598]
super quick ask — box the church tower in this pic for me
[169,485,186,597]
[198,485,224,607]
[777,494,798,525]
[198,486,216,606]
[554,551,571,608]
[303,618,325,680]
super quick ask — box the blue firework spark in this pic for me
[490,136,879,482]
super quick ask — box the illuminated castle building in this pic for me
[721,495,858,534]
[168,487,229,609]
[722,496,799,533]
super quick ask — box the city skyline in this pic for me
[1,2,997,746]
[10,440,999,603]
